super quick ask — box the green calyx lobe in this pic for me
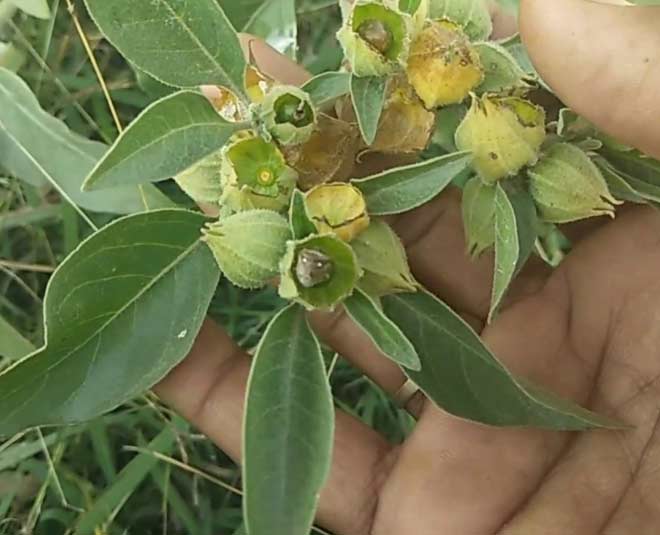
[352,3,407,61]
[280,235,361,310]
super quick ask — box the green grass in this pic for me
[0,1,411,534]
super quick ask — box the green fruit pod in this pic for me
[202,210,292,289]
[258,85,317,146]
[462,176,496,258]
[279,235,362,310]
[220,131,297,213]
[528,143,620,223]
[337,0,412,77]
[455,94,546,183]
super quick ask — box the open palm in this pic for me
[156,0,660,533]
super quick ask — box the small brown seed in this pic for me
[357,19,393,55]
[295,249,334,288]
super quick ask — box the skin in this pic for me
[156,0,660,533]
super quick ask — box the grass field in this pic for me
[0,1,413,533]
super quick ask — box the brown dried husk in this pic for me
[282,113,360,190]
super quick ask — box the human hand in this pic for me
[156,0,660,533]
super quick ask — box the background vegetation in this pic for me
[0,1,413,533]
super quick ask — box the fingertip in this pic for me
[238,32,311,86]
[520,0,660,159]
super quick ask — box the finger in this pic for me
[488,1,518,39]
[520,0,660,159]
[155,320,391,535]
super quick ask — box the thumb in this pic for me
[520,0,660,159]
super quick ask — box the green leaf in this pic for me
[628,0,660,4]
[244,305,334,535]
[399,0,423,14]
[489,183,538,322]
[83,0,246,95]
[474,42,529,94]
[431,104,466,154]
[220,0,269,29]
[302,71,351,107]
[83,91,240,191]
[75,421,184,534]
[0,316,33,362]
[602,148,660,202]
[0,68,170,215]
[243,0,298,59]
[9,0,49,18]
[0,210,220,437]
[289,190,317,240]
[352,151,472,215]
[344,289,420,370]
[429,0,493,41]
[352,220,417,296]
[384,291,620,429]
[350,74,387,145]
[593,156,648,204]
[499,34,538,79]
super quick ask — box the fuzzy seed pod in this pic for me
[202,210,291,289]
[337,1,411,77]
[257,85,317,146]
[462,176,496,257]
[528,143,620,223]
[406,20,483,109]
[305,183,370,242]
[455,95,546,183]
[279,234,361,310]
[220,131,297,213]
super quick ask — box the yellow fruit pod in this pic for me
[337,0,412,77]
[371,75,435,154]
[461,176,496,258]
[220,131,297,213]
[305,183,370,242]
[174,149,223,204]
[528,143,620,223]
[455,94,546,184]
[282,114,359,190]
[202,209,291,289]
[406,20,483,109]
[258,85,317,146]
[351,219,417,296]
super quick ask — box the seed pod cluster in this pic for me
[194,0,628,314]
